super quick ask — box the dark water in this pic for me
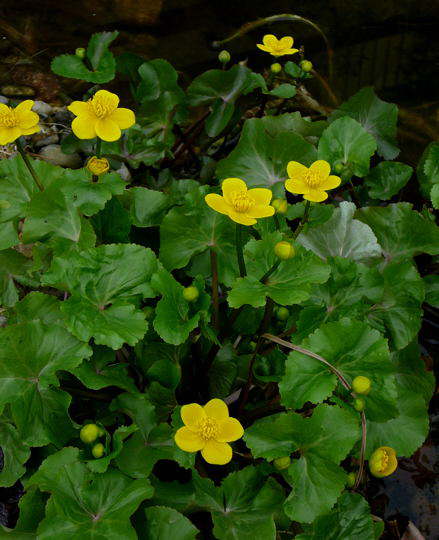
[0,0,438,537]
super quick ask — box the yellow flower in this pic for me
[285,160,341,203]
[369,446,398,478]
[256,34,299,57]
[205,178,274,226]
[68,89,135,142]
[86,156,110,175]
[0,100,40,145]
[174,398,244,465]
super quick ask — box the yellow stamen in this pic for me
[231,191,254,213]
[90,97,113,119]
[198,417,219,441]
[304,170,321,188]
[0,108,18,128]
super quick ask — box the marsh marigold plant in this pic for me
[174,399,244,465]
[0,100,40,145]
[285,159,341,202]
[205,178,274,225]
[369,446,398,478]
[68,89,135,142]
[256,34,299,57]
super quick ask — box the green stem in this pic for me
[210,248,220,332]
[260,260,280,284]
[292,200,311,239]
[273,213,280,230]
[16,139,44,192]
[95,138,102,158]
[235,224,247,277]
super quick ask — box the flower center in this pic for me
[0,108,18,128]
[90,97,113,119]
[231,191,254,213]
[198,417,219,441]
[379,451,389,472]
[304,171,321,189]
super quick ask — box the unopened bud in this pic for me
[86,156,109,176]
[92,443,105,458]
[300,60,313,72]
[276,306,289,321]
[273,456,291,470]
[75,47,86,59]
[183,286,199,302]
[270,63,282,74]
[80,424,99,444]
[274,241,295,260]
[218,50,231,64]
[352,376,371,395]
[272,199,287,214]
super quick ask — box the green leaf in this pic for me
[0,321,92,446]
[330,87,399,160]
[431,183,439,209]
[144,506,199,540]
[86,424,138,474]
[51,31,118,83]
[0,249,34,307]
[356,203,439,261]
[0,221,19,250]
[228,232,330,308]
[208,343,238,397]
[194,466,284,540]
[0,422,30,487]
[424,274,439,307]
[217,115,317,189]
[9,292,62,325]
[417,141,439,198]
[318,117,377,177]
[244,404,359,523]
[91,197,132,244]
[113,393,194,477]
[29,447,152,539]
[365,161,412,200]
[269,84,296,98]
[126,186,169,227]
[298,201,381,261]
[297,492,375,540]
[279,319,396,421]
[42,244,158,349]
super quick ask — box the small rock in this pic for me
[0,96,8,104]
[34,134,59,148]
[39,144,81,168]
[115,163,131,183]
[1,85,35,97]
[53,109,72,124]
[32,101,53,116]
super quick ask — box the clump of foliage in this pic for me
[0,29,437,539]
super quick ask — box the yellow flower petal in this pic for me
[174,426,205,452]
[248,188,272,206]
[285,178,309,195]
[247,204,275,218]
[217,418,244,443]
[110,108,136,129]
[256,44,272,53]
[205,193,231,215]
[15,100,34,113]
[71,116,97,139]
[262,34,278,47]
[20,125,40,136]
[228,211,257,226]
[17,110,39,130]
[287,161,308,181]
[68,101,92,117]
[0,103,9,115]
[279,48,299,56]
[0,126,21,145]
[201,440,232,465]
[319,175,341,190]
[222,178,247,203]
[304,190,328,203]
[181,403,206,429]
[310,160,331,179]
[279,36,293,49]
[93,89,119,112]
[95,118,121,142]
[203,398,229,421]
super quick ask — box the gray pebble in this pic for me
[39,144,82,168]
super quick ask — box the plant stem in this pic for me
[273,214,280,230]
[210,248,220,331]
[292,200,311,240]
[354,412,367,489]
[260,260,281,284]
[16,139,44,192]
[235,224,247,277]
[95,138,102,158]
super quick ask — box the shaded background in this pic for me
[0,1,437,538]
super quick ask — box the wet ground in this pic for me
[0,0,438,537]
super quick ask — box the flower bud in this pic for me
[75,47,86,59]
[346,471,356,487]
[369,446,397,478]
[276,306,289,321]
[353,397,365,412]
[218,50,231,64]
[273,456,291,470]
[86,156,110,176]
[274,241,295,260]
[272,198,287,214]
[92,443,105,459]
[352,375,371,395]
[270,63,282,74]
[80,424,99,444]
[333,162,344,174]
[183,285,199,302]
[300,60,313,72]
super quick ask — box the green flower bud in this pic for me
[276,306,289,321]
[274,241,295,260]
[75,47,86,59]
[80,424,99,444]
[273,456,291,470]
[272,198,288,214]
[183,285,199,302]
[352,375,371,395]
[333,162,344,174]
[300,60,313,72]
[218,50,231,64]
[353,397,365,412]
[346,471,356,487]
[92,443,105,459]
[270,63,282,74]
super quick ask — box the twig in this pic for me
[354,411,367,489]
[210,249,220,332]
